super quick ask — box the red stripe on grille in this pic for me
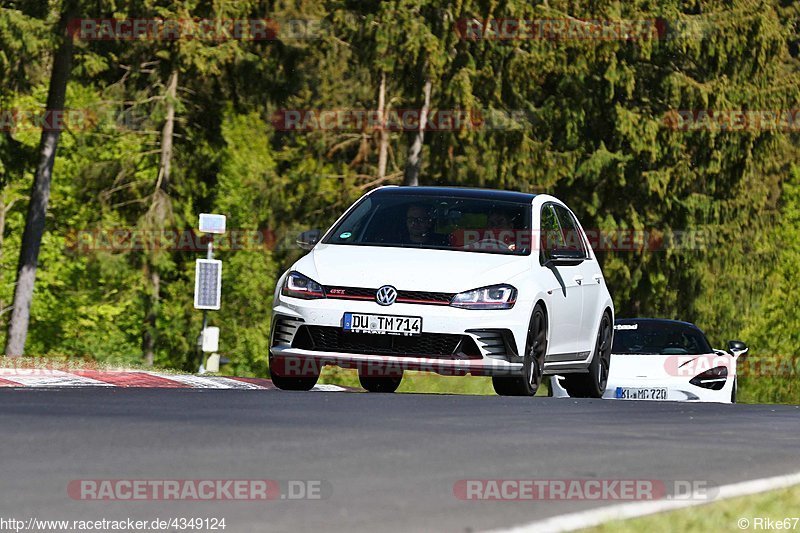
[324,286,453,304]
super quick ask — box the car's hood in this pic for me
[609,352,735,380]
[292,243,530,293]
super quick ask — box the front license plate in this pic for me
[343,313,422,336]
[615,387,668,400]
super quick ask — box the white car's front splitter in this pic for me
[270,345,524,377]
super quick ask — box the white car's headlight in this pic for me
[450,284,517,310]
[281,271,326,300]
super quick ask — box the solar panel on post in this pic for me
[194,259,222,310]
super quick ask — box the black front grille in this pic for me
[325,287,374,299]
[323,286,454,305]
[397,290,453,304]
[292,325,480,358]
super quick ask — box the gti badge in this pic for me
[376,285,398,306]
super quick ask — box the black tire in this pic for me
[731,377,737,403]
[359,373,403,393]
[492,305,547,396]
[269,354,320,391]
[562,313,612,399]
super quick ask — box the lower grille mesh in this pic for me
[292,325,480,359]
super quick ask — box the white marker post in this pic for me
[194,214,226,372]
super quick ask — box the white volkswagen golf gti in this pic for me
[269,186,614,396]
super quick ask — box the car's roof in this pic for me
[615,317,704,331]
[371,186,537,203]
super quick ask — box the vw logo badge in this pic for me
[376,285,398,306]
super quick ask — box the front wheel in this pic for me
[492,305,547,396]
[359,373,403,393]
[269,354,320,391]
[562,313,612,398]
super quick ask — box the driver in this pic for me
[487,210,512,229]
[405,204,446,245]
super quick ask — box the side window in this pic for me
[539,204,565,263]
[553,205,588,258]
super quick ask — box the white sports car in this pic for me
[269,186,614,396]
[551,318,749,403]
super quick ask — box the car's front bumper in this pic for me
[601,378,733,403]
[270,296,530,377]
[550,375,733,403]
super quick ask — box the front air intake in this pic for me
[466,329,519,361]
[271,316,304,347]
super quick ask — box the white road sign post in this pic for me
[194,214,226,372]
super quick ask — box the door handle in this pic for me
[594,274,602,284]
[573,275,583,285]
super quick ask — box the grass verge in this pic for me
[318,366,552,396]
[581,484,800,533]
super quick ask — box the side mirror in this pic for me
[728,340,749,358]
[545,248,585,267]
[296,229,321,251]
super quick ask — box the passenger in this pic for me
[486,209,518,251]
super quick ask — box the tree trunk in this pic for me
[5,7,75,357]
[403,79,431,187]
[142,266,159,367]
[0,193,5,265]
[141,68,178,366]
[156,70,178,192]
[0,193,6,323]
[376,72,388,180]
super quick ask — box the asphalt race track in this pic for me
[1,388,799,532]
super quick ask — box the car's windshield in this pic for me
[612,321,713,355]
[322,193,532,255]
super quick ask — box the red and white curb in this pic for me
[0,368,346,391]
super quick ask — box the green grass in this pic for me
[738,376,799,404]
[318,366,552,396]
[0,355,155,372]
[581,484,800,533]
[737,355,800,404]
[0,356,208,376]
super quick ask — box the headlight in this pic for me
[450,284,517,310]
[281,271,326,299]
[689,365,728,390]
